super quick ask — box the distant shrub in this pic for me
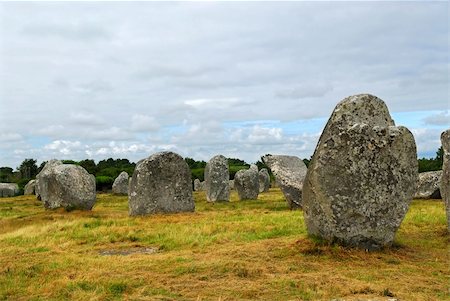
[95,176,114,192]
[191,168,205,182]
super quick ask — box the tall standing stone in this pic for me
[204,155,229,202]
[414,170,442,199]
[24,179,36,195]
[303,94,418,250]
[258,168,270,193]
[35,159,63,200]
[440,129,450,232]
[112,171,129,195]
[129,152,194,215]
[234,164,259,200]
[262,155,307,209]
[38,164,96,210]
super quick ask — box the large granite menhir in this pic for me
[204,155,229,202]
[129,152,194,215]
[262,155,307,209]
[441,129,450,232]
[37,162,96,211]
[303,94,418,250]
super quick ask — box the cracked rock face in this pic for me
[39,164,96,211]
[262,155,307,209]
[258,168,270,193]
[414,170,442,199]
[440,129,450,231]
[204,155,230,202]
[303,94,418,250]
[128,151,194,215]
[234,164,259,200]
[112,171,129,195]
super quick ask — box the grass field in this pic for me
[0,189,448,301]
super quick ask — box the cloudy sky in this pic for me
[0,1,448,168]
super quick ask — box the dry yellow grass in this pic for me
[0,189,448,301]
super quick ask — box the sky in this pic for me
[0,1,448,169]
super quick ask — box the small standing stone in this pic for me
[0,183,19,197]
[234,164,259,200]
[193,178,202,191]
[24,179,36,195]
[414,170,442,199]
[112,171,129,195]
[440,129,450,231]
[229,179,235,190]
[258,168,270,193]
[129,152,194,215]
[204,155,230,202]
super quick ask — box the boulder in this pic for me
[38,164,96,210]
[414,170,442,199]
[24,179,36,195]
[128,151,194,215]
[35,159,63,200]
[303,94,418,250]
[229,179,234,190]
[0,183,19,197]
[258,168,270,193]
[193,178,202,191]
[204,155,230,202]
[112,171,129,195]
[441,129,450,231]
[234,164,259,200]
[262,155,307,209]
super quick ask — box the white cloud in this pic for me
[422,111,449,126]
[131,114,160,132]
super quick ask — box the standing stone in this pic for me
[258,168,270,193]
[129,151,194,215]
[234,164,259,200]
[24,179,36,195]
[229,179,235,190]
[35,159,63,200]
[440,130,450,232]
[303,94,418,250]
[0,183,19,197]
[193,178,202,191]
[262,155,307,209]
[414,170,442,199]
[38,164,96,210]
[112,171,129,195]
[204,155,230,202]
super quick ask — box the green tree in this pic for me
[17,159,38,179]
[0,167,13,182]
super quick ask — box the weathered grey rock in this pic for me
[193,178,202,191]
[229,179,235,190]
[112,171,129,195]
[35,159,63,200]
[38,164,96,210]
[303,94,418,250]
[234,164,259,200]
[414,170,442,199]
[0,183,19,197]
[258,168,270,193]
[262,155,307,209]
[24,179,36,195]
[441,130,450,231]
[129,151,194,215]
[204,155,229,202]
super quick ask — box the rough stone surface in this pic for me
[38,164,96,210]
[229,179,234,190]
[414,170,442,199]
[0,183,19,197]
[262,155,307,209]
[24,180,36,195]
[234,164,259,200]
[35,159,63,200]
[258,168,270,193]
[128,151,194,215]
[193,179,202,191]
[112,171,129,195]
[441,129,450,232]
[303,94,418,250]
[204,155,230,202]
